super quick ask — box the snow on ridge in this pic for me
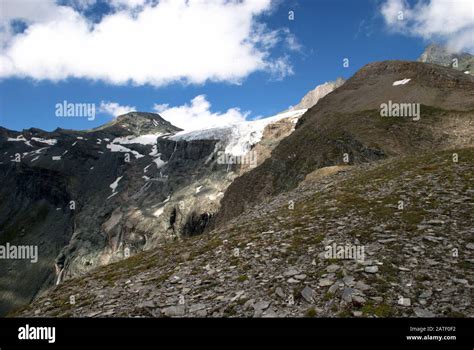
[393,78,411,86]
[8,135,58,147]
[31,137,58,145]
[170,109,307,157]
[7,135,27,142]
[7,135,33,147]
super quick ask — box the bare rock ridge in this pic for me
[291,78,345,110]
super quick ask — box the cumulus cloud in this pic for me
[0,0,297,85]
[380,0,474,52]
[99,101,136,117]
[153,95,249,131]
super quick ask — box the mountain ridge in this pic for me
[212,60,474,229]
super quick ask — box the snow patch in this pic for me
[7,135,33,147]
[393,78,411,86]
[143,163,153,173]
[111,134,161,146]
[52,156,61,161]
[153,156,167,169]
[7,135,26,142]
[153,207,164,218]
[106,143,144,159]
[109,176,123,193]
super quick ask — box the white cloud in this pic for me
[153,95,249,131]
[0,0,297,85]
[99,101,136,117]
[109,0,146,8]
[380,0,474,52]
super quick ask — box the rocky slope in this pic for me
[12,147,473,318]
[213,61,474,229]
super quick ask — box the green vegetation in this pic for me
[361,302,394,317]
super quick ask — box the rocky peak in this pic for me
[418,44,473,74]
[291,78,345,110]
[93,111,182,136]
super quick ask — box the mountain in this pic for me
[418,44,473,75]
[0,107,309,315]
[213,60,474,229]
[0,112,183,315]
[4,58,473,319]
[291,78,345,110]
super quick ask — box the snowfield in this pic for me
[111,134,162,146]
[170,109,307,156]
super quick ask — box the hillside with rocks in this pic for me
[12,147,473,318]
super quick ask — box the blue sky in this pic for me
[0,0,472,132]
